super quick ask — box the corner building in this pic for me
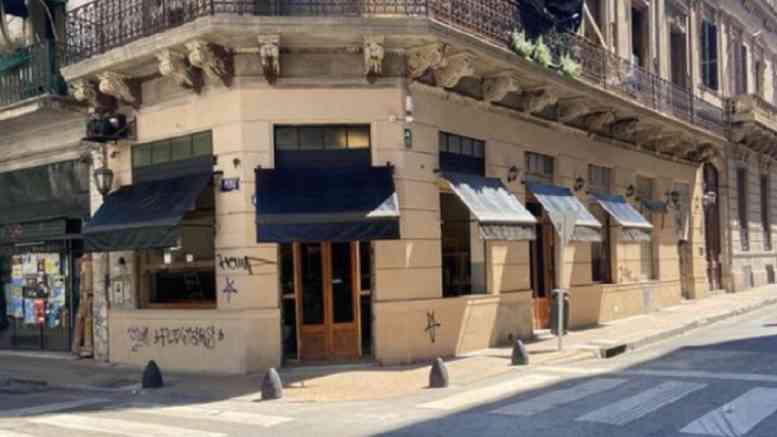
[50,0,758,373]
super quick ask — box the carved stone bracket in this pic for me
[516,88,558,113]
[407,42,447,79]
[760,153,773,173]
[70,79,99,109]
[186,39,233,87]
[98,71,140,108]
[156,49,197,91]
[732,143,752,164]
[482,72,522,103]
[433,52,475,89]
[258,34,281,85]
[364,36,385,84]
[609,117,640,138]
[556,97,588,122]
[691,144,720,163]
[581,110,614,132]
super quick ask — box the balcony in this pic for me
[62,0,727,154]
[728,94,777,158]
[0,41,66,109]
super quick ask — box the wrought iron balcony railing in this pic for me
[0,41,66,108]
[63,0,727,137]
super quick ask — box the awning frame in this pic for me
[526,182,602,243]
[590,192,654,242]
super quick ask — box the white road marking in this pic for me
[490,378,628,416]
[536,366,777,384]
[30,414,226,437]
[681,387,777,437]
[0,431,37,437]
[0,398,108,418]
[577,381,707,426]
[128,403,293,427]
[419,374,561,411]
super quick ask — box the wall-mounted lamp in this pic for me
[702,190,718,208]
[404,128,413,149]
[93,166,114,198]
[507,165,521,183]
[624,184,636,198]
[233,157,241,168]
[573,176,586,192]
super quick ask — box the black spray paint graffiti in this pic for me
[222,277,238,303]
[425,311,441,343]
[127,325,225,351]
[216,254,276,275]
[128,326,149,352]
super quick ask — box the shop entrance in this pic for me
[528,202,555,329]
[703,163,723,291]
[290,242,363,361]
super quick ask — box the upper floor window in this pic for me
[274,125,371,168]
[132,131,213,168]
[755,60,765,98]
[525,152,554,184]
[700,20,719,91]
[631,3,649,68]
[439,131,485,176]
[589,165,612,194]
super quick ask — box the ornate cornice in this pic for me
[407,42,447,79]
[433,52,475,89]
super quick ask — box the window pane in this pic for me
[323,126,348,149]
[133,145,151,167]
[192,131,213,156]
[300,243,324,325]
[347,126,371,149]
[441,193,472,297]
[461,137,473,156]
[171,135,192,161]
[332,242,354,323]
[360,241,372,292]
[473,141,484,158]
[300,127,323,150]
[275,127,299,150]
[151,140,171,165]
[448,135,461,154]
[439,133,448,152]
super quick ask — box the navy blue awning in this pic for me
[591,192,653,242]
[527,182,602,242]
[256,166,400,243]
[442,172,536,241]
[84,173,212,251]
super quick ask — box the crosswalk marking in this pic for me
[0,398,108,418]
[490,378,628,417]
[681,387,777,437]
[419,374,561,411]
[30,414,227,437]
[577,381,707,426]
[0,431,36,437]
[128,403,293,427]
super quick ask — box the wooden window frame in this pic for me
[700,20,719,91]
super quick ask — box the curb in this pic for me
[576,295,777,360]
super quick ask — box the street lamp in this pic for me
[93,167,114,198]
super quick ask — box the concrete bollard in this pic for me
[141,360,164,389]
[429,357,449,388]
[261,368,283,400]
[511,339,529,366]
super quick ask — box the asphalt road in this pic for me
[2,305,777,437]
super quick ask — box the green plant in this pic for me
[511,29,534,59]
[559,53,582,78]
[532,36,552,68]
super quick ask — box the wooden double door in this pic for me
[293,242,362,361]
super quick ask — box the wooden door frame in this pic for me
[293,242,362,361]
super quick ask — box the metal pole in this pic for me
[557,289,563,351]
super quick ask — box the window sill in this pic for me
[142,302,217,310]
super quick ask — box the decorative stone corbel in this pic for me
[258,34,280,85]
[732,144,752,164]
[98,71,140,108]
[433,52,475,89]
[581,110,614,131]
[482,72,521,103]
[516,88,557,113]
[364,36,384,84]
[70,79,99,108]
[555,97,588,122]
[407,42,447,79]
[156,49,196,90]
[609,117,640,138]
[186,39,232,87]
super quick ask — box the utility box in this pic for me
[550,289,570,336]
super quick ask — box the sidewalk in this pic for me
[1,285,776,402]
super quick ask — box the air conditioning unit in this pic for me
[84,114,129,143]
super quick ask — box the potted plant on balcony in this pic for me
[511,30,535,60]
[532,36,552,68]
[559,53,582,79]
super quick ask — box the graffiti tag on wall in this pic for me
[127,325,225,351]
[216,254,275,275]
[425,311,441,344]
[222,277,238,303]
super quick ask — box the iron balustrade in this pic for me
[0,41,65,108]
[62,0,727,137]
